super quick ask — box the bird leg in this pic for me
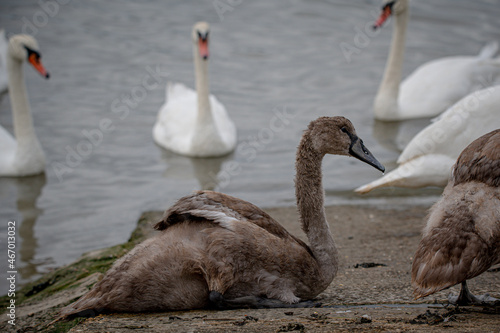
[208,291,321,310]
[448,281,499,306]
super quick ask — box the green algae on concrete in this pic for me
[0,211,162,333]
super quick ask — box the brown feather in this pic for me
[412,129,500,299]
[452,129,500,187]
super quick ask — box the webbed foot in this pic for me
[448,281,499,306]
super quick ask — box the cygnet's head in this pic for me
[305,116,385,172]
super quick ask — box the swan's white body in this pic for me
[153,22,236,157]
[0,29,8,93]
[356,85,500,193]
[154,83,236,157]
[0,35,49,177]
[374,0,500,121]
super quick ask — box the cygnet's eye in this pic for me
[341,127,348,134]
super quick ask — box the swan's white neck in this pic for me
[7,53,45,171]
[193,46,213,128]
[190,43,224,153]
[374,8,408,120]
[295,137,338,286]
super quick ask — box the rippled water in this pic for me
[0,0,499,292]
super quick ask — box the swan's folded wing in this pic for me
[209,94,237,147]
[398,86,500,165]
[166,82,194,100]
[154,190,295,240]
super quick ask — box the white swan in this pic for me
[153,22,237,157]
[0,29,8,93]
[0,34,49,177]
[373,0,500,121]
[355,85,500,193]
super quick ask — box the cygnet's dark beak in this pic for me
[349,136,385,172]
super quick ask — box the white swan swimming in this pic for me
[0,34,50,177]
[0,29,8,93]
[153,22,237,157]
[355,85,500,193]
[373,0,500,121]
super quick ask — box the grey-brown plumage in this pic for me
[59,117,384,318]
[411,129,500,304]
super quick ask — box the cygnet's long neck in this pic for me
[294,133,338,284]
[374,8,409,120]
[7,55,42,154]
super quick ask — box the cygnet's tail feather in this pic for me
[412,282,451,300]
[58,292,107,319]
[47,299,104,329]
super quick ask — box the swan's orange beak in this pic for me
[373,4,393,29]
[28,53,50,79]
[198,38,209,60]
